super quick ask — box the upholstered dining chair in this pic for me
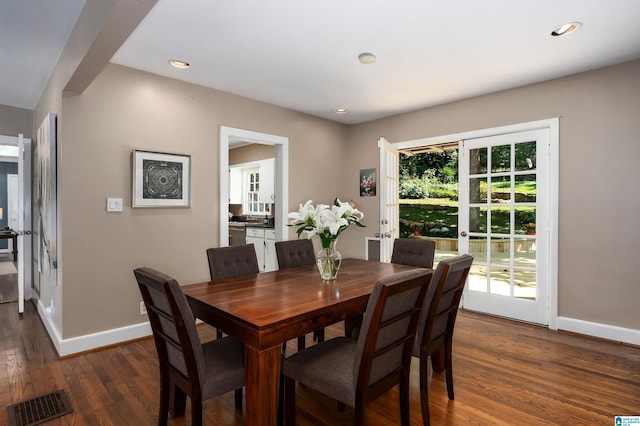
[206,244,260,339]
[412,254,473,425]
[391,237,436,269]
[282,268,433,426]
[205,244,258,407]
[134,267,245,426]
[206,244,260,282]
[275,239,324,350]
[346,238,437,340]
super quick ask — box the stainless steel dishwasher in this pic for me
[228,222,246,246]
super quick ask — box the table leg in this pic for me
[244,344,281,426]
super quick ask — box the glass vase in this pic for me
[316,238,342,280]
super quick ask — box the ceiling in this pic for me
[3,0,640,125]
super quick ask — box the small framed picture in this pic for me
[360,168,376,197]
[132,150,191,208]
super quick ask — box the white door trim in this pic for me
[219,126,289,245]
[394,118,559,330]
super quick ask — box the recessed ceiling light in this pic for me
[551,22,582,37]
[169,59,190,69]
[335,108,347,114]
[358,52,376,64]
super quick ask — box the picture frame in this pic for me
[132,150,191,208]
[359,168,376,196]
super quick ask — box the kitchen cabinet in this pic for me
[246,227,277,272]
[229,166,243,204]
[258,158,275,204]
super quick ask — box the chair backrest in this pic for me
[413,254,474,358]
[353,268,433,403]
[134,267,205,388]
[390,238,436,269]
[275,239,316,269]
[206,244,260,281]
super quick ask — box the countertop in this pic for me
[229,221,275,229]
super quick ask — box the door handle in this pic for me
[460,231,468,237]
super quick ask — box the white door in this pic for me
[378,137,399,262]
[459,129,550,324]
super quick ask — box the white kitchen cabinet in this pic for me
[258,158,275,204]
[229,166,243,204]
[246,227,277,272]
[264,229,277,272]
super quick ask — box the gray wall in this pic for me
[0,104,33,139]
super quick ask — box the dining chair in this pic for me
[412,254,473,425]
[134,267,245,426]
[275,239,324,350]
[346,238,437,340]
[390,237,436,269]
[282,268,433,426]
[206,244,258,407]
[206,244,260,340]
[206,244,260,282]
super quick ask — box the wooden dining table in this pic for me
[182,258,422,426]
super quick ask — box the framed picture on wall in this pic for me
[132,150,191,207]
[359,168,376,196]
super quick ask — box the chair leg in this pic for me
[399,371,411,426]
[216,328,223,339]
[354,401,366,426]
[190,397,203,426]
[278,374,284,426]
[431,346,445,373]
[445,335,455,400]
[284,376,296,426]
[419,353,431,426]
[158,374,170,426]
[234,388,243,410]
[169,383,187,417]
[297,335,306,350]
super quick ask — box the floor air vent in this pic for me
[8,389,73,426]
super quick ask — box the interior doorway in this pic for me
[219,126,289,245]
[0,135,32,313]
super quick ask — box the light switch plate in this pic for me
[107,197,123,212]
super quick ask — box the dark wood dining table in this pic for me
[182,258,422,426]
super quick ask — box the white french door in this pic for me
[378,137,399,262]
[459,129,550,325]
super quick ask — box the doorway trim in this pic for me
[219,126,289,246]
[393,118,559,329]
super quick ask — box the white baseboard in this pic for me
[36,299,153,357]
[557,316,640,346]
[57,322,152,357]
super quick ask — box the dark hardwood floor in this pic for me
[1,300,638,425]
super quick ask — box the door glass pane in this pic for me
[489,265,510,296]
[469,207,487,233]
[469,177,487,203]
[515,207,536,235]
[492,237,511,267]
[514,269,536,300]
[514,238,536,267]
[515,174,536,203]
[469,236,488,264]
[469,147,487,174]
[491,176,511,202]
[515,141,536,171]
[468,264,487,292]
[490,206,510,234]
[491,145,510,173]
